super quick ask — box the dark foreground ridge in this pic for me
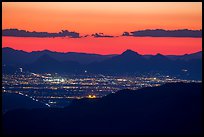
[2,92,48,114]
[3,82,202,135]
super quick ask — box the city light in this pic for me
[88,95,96,99]
[2,73,201,108]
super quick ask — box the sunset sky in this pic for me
[2,2,202,55]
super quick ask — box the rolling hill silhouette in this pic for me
[165,51,202,61]
[3,82,202,135]
[143,51,202,60]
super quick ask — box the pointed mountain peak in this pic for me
[3,47,15,51]
[2,47,22,53]
[122,49,140,56]
[32,49,53,54]
[155,53,164,57]
[2,47,27,54]
[41,49,55,54]
[151,53,168,60]
[42,49,51,52]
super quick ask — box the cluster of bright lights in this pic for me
[87,95,96,99]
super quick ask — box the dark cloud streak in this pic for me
[2,29,202,38]
[122,29,202,37]
[2,29,80,38]
[91,33,114,38]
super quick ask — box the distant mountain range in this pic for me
[86,50,201,80]
[2,47,116,65]
[2,47,202,80]
[3,82,202,135]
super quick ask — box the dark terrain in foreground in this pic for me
[3,82,202,135]
[2,93,48,114]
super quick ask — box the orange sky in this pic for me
[2,2,202,55]
[2,36,202,55]
[2,2,202,35]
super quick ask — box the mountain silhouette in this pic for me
[26,54,82,73]
[111,49,145,63]
[120,49,141,57]
[3,82,202,135]
[2,47,31,65]
[2,47,115,65]
[143,51,202,61]
[179,51,202,60]
[2,47,202,80]
[26,54,63,73]
[90,49,147,73]
[148,53,175,71]
[35,54,59,64]
[86,49,201,79]
[87,49,144,72]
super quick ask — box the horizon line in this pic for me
[3,47,202,56]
